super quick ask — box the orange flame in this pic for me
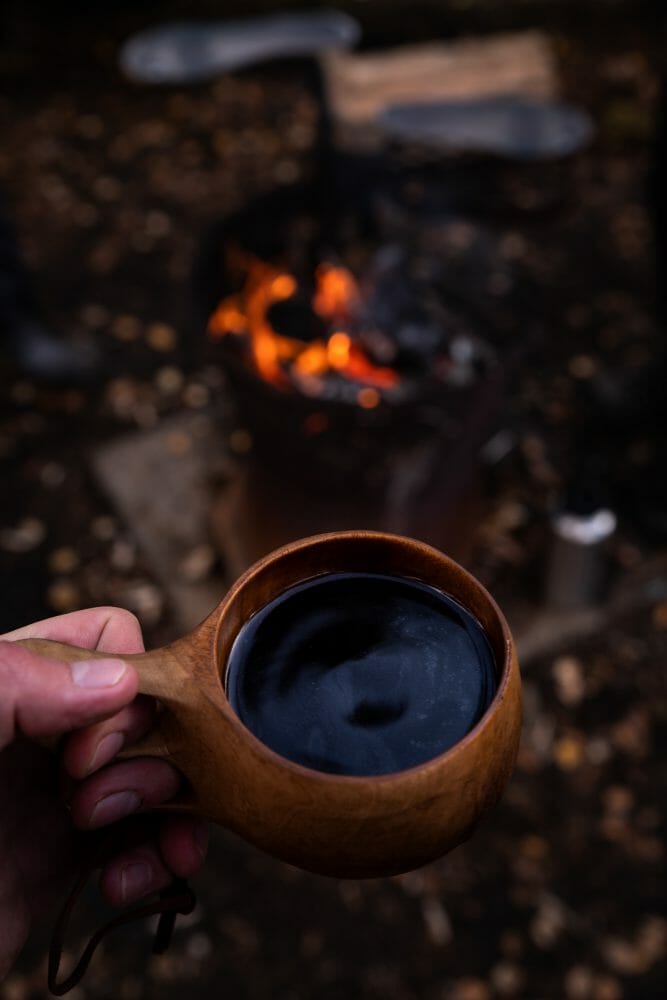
[327,331,351,370]
[208,252,399,398]
[312,264,360,322]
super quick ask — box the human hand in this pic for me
[0,607,208,981]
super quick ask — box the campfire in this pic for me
[198,175,523,573]
[206,226,501,422]
[208,251,399,408]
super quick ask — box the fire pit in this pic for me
[196,174,521,573]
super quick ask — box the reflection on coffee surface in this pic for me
[225,572,497,776]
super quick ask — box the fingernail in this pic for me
[89,731,124,773]
[120,862,152,903]
[195,820,209,860]
[90,790,141,827]
[71,658,128,689]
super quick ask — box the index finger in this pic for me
[1,607,145,655]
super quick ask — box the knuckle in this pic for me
[108,607,140,629]
[100,606,143,640]
[95,606,140,629]
[0,641,24,685]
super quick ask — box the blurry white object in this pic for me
[554,509,617,546]
[546,508,617,610]
[120,8,361,84]
[379,96,593,160]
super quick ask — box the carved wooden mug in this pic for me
[20,531,521,879]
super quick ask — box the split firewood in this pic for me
[322,31,558,148]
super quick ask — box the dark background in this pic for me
[0,3,665,999]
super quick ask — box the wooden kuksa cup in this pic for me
[19,531,521,878]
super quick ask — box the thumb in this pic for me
[0,640,139,749]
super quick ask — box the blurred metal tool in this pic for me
[379,96,593,160]
[119,9,361,84]
[545,507,617,610]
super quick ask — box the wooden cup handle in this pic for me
[14,637,184,761]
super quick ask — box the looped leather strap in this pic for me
[48,830,197,996]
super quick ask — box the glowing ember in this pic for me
[294,343,328,377]
[208,252,399,400]
[327,332,351,370]
[357,387,381,409]
[312,264,360,323]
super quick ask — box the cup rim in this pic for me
[213,530,515,786]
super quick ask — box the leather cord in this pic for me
[48,827,197,996]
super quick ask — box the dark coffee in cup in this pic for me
[225,572,497,776]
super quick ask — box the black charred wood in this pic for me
[266,296,328,343]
